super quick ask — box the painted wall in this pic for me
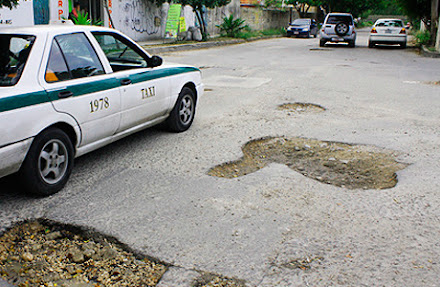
[240,7,291,31]
[0,0,69,27]
[204,0,291,36]
[106,0,196,42]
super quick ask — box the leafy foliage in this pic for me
[72,11,103,26]
[0,0,18,9]
[294,0,324,17]
[279,0,405,18]
[396,0,431,21]
[217,15,248,37]
[414,29,431,46]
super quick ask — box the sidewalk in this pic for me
[138,36,281,54]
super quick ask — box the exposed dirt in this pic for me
[208,137,408,190]
[277,103,326,114]
[0,221,243,287]
[281,256,324,270]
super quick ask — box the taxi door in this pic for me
[40,32,121,147]
[91,32,170,132]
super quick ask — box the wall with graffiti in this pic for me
[107,0,196,42]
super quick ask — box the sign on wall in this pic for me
[0,0,34,26]
[50,0,68,21]
[165,4,181,38]
[0,0,68,26]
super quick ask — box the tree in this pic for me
[294,0,324,18]
[283,0,392,18]
[179,0,231,40]
[397,0,439,44]
[0,0,18,9]
[152,0,231,40]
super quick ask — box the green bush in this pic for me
[217,15,248,38]
[72,11,103,26]
[260,28,286,36]
[414,30,431,47]
[356,20,374,28]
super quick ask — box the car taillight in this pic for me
[400,28,406,34]
[371,27,377,33]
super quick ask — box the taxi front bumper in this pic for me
[0,138,33,178]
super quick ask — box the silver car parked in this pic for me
[320,13,356,47]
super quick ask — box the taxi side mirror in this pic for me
[149,55,163,68]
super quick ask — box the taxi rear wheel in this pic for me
[166,87,196,132]
[19,128,74,196]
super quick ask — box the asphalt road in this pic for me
[1,30,440,286]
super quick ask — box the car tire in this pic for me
[165,87,196,132]
[368,41,375,48]
[335,22,349,36]
[306,32,310,38]
[400,42,406,49]
[348,40,355,48]
[319,39,326,47]
[18,128,74,196]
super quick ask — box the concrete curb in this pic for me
[421,45,440,58]
[141,35,282,54]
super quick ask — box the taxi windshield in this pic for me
[0,34,36,86]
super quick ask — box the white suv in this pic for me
[320,13,356,47]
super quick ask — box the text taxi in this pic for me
[0,25,204,195]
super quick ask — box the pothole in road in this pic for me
[282,256,324,270]
[208,137,408,190]
[278,103,326,114]
[0,220,242,287]
[0,220,167,286]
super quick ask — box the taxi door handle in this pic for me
[120,79,132,85]
[58,90,73,99]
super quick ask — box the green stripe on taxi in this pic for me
[0,67,199,113]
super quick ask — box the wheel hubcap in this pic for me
[38,139,68,184]
[179,94,194,125]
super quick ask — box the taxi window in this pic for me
[45,41,71,82]
[92,32,148,72]
[46,33,104,83]
[0,35,35,86]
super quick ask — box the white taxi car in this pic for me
[0,25,203,195]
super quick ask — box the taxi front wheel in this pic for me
[19,128,74,196]
[166,87,196,132]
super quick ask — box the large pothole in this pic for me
[208,137,408,190]
[277,103,326,114]
[0,220,244,287]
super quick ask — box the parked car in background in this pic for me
[0,24,203,196]
[368,18,407,48]
[287,18,319,38]
[319,13,356,47]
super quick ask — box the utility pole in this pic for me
[436,21,440,51]
[432,0,439,45]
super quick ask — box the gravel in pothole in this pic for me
[277,103,326,114]
[193,273,245,287]
[208,137,408,190]
[0,220,166,287]
[0,221,245,287]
